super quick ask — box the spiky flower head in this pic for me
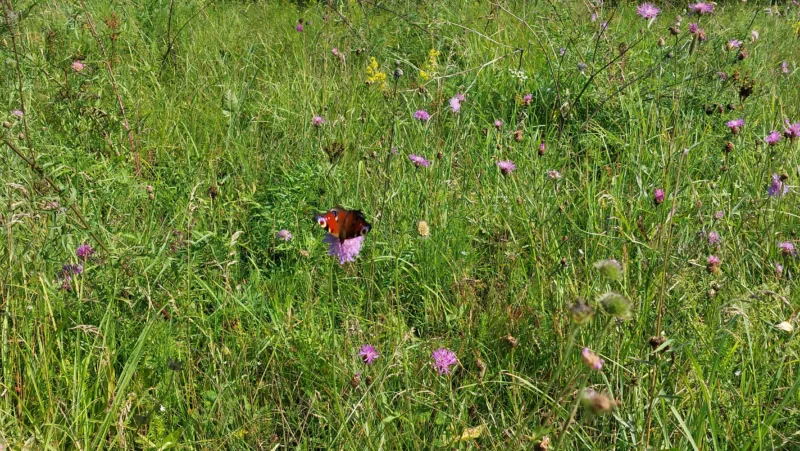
[784,121,800,141]
[569,298,595,325]
[726,118,744,134]
[449,97,461,113]
[598,292,631,319]
[637,3,660,19]
[311,116,325,127]
[432,348,458,375]
[76,244,95,260]
[413,110,431,122]
[277,229,293,241]
[653,188,666,205]
[593,259,623,281]
[580,389,616,415]
[323,234,364,265]
[496,160,516,175]
[778,241,796,257]
[409,154,431,168]
[689,2,714,14]
[767,173,789,198]
[581,348,604,371]
[765,131,783,146]
[359,344,379,365]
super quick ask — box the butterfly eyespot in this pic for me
[360,225,371,236]
[332,210,338,219]
[317,217,326,227]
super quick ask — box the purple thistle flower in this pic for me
[784,120,800,140]
[311,116,325,127]
[454,93,466,102]
[581,348,604,371]
[449,97,461,113]
[323,234,364,264]
[494,119,503,130]
[637,3,660,19]
[775,262,784,275]
[61,263,84,277]
[11,109,23,118]
[778,241,797,257]
[764,131,783,146]
[717,71,727,81]
[413,110,431,122]
[600,21,608,30]
[767,173,789,198]
[591,12,598,22]
[558,47,566,56]
[726,118,744,134]
[726,39,742,50]
[714,210,724,220]
[707,254,721,265]
[432,347,457,375]
[76,243,95,260]
[688,23,699,34]
[523,93,533,106]
[496,160,516,175]
[408,154,431,168]
[538,141,546,154]
[653,188,666,205]
[689,2,714,14]
[295,23,304,32]
[781,61,790,74]
[359,344,379,364]
[277,229,293,241]
[707,231,721,246]
[71,60,85,72]
[547,169,562,180]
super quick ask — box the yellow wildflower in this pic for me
[419,48,440,81]
[365,57,387,88]
[794,21,800,37]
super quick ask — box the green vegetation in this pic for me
[2,0,799,448]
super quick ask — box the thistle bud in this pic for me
[597,292,631,319]
[580,389,616,415]
[569,298,594,325]
[593,259,623,281]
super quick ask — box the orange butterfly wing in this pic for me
[316,207,371,242]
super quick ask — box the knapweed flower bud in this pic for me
[580,389,616,415]
[653,188,665,205]
[393,68,403,79]
[706,254,721,273]
[724,141,734,153]
[593,259,623,281]
[569,298,595,325]
[581,348,604,371]
[598,292,631,319]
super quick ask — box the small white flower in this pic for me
[160,405,165,412]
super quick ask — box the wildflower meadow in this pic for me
[2,0,800,449]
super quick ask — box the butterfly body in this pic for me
[316,207,372,243]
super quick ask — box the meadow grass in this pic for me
[1,0,800,449]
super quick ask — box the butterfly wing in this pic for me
[316,209,340,236]
[337,209,372,242]
[317,207,371,242]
